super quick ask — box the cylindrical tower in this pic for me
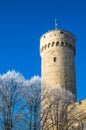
[40,30,76,97]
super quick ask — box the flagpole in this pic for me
[55,19,58,30]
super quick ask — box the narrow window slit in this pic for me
[53,57,56,62]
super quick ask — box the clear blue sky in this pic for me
[0,0,86,101]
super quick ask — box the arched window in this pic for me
[65,42,68,46]
[52,42,55,47]
[45,45,47,49]
[69,44,72,47]
[60,31,64,34]
[48,43,50,48]
[53,57,56,62]
[56,41,59,46]
[61,41,64,46]
[42,47,44,51]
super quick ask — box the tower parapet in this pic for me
[40,30,76,97]
[40,30,76,56]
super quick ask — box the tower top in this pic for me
[40,30,76,44]
[40,30,76,56]
[40,28,76,97]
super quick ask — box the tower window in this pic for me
[42,47,44,51]
[61,41,64,46]
[56,41,59,46]
[45,45,47,49]
[60,31,64,34]
[65,42,68,46]
[69,44,72,47]
[53,57,56,62]
[52,42,55,47]
[48,43,50,48]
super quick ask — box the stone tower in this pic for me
[40,29,76,97]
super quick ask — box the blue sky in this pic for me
[0,0,86,101]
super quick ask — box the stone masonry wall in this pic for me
[40,30,76,96]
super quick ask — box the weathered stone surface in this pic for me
[40,30,76,97]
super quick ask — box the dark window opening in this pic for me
[60,31,64,34]
[52,42,55,47]
[56,41,59,46]
[65,42,68,46]
[53,57,56,62]
[69,44,71,47]
[45,45,47,49]
[42,47,44,51]
[48,43,50,48]
[61,41,64,46]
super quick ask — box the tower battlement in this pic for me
[40,30,76,56]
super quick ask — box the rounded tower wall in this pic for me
[40,30,76,56]
[40,30,76,96]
